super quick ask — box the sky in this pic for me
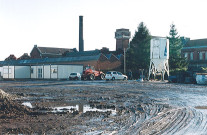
[0,0,207,61]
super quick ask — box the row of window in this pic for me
[184,52,194,60]
[184,52,207,60]
[31,68,57,74]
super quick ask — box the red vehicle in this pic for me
[81,66,105,80]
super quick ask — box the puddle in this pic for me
[83,105,116,115]
[52,105,79,113]
[22,102,117,115]
[52,104,116,115]
[22,102,33,108]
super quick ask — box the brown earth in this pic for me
[0,80,207,134]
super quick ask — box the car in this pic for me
[69,72,81,80]
[105,71,128,81]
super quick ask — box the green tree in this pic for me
[126,22,151,76]
[168,23,188,70]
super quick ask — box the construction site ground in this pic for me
[0,80,207,134]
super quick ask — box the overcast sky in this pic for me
[0,0,207,60]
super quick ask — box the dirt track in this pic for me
[0,80,207,134]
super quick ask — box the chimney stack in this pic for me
[79,16,84,52]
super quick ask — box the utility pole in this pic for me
[124,48,126,74]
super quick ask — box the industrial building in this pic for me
[0,16,129,80]
[181,38,207,70]
[0,48,124,79]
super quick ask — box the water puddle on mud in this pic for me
[83,105,116,115]
[52,105,79,113]
[52,104,116,115]
[22,102,116,115]
[22,102,33,108]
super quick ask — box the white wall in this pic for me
[31,66,44,79]
[0,67,3,77]
[150,38,169,60]
[31,66,36,79]
[51,65,58,79]
[29,64,83,80]
[37,66,44,79]
[14,66,30,78]
[44,65,50,79]
[58,65,83,79]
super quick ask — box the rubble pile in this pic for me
[0,89,14,100]
[0,89,31,118]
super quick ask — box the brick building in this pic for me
[30,45,77,59]
[1,48,122,71]
[181,38,207,70]
[115,29,131,51]
[65,50,122,71]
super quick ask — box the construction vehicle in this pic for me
[81,65,105,80]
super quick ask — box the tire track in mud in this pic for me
[116,106,207,135]
[82,82,207,135]
[3,81,207,134]
[175,109,207,135]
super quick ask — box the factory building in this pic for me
[0,16,129,79]
[30,45,77,59]
[181,38,207,71]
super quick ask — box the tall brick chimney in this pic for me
[79,16,84,52]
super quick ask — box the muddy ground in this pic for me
[0,80,207,134]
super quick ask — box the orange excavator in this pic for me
[81,65,105,80]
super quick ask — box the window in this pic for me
[53,69,57,73]
[106,72,111,74]
[113,72,117,74]
[51,67,57,74]
[38,68,42,78]
[3,68,12,74]
[190,52,193,60]
[206,52,207,60]
[205,52,207,60]
[199,52,202,60]
[31,68,34,74]
[199,52,205,60]
[118,72,122,75]
[184,53,188,58]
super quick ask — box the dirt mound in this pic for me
[0,89,32,118]
[0,89,14,100]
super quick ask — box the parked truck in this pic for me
[81,66,105,80]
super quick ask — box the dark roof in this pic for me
[116,54,123,60]
[185,39,207,47]
[37,46,77,55]
[151,36,165,38]
[0,54,103,66]
[105,54,112,59]
[0,61,3,66]
[105,53,120,62]
[65,50,100,57]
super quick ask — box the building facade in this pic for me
[181,38,207,70]
[30,45,77,59]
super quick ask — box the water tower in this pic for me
[148,38,169,80]
[115,29,131,51]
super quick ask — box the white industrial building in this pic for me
[1,65,83,80]
[0,57,84,80]
[30,65,83,79]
